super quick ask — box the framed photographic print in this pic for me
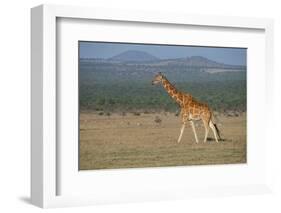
[31,4,274,208]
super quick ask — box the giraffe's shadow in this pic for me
[206,137,226,142]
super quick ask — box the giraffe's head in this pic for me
[152,72,164,85]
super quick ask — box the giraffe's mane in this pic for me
[162,75,177,89]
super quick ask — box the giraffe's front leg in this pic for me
[189,120,199,143]
[177,122,186,143]
[177,111,188,143]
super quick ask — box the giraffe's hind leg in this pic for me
[209,120,219,143]
[202,118,209,143]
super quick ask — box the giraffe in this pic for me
[152,72,221,143]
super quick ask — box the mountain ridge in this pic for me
[81,50,246,69]
[109,50,159,62]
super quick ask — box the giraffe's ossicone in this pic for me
[152,72,221,143]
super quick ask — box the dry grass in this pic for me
[79,112,246,170]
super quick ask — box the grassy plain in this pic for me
[79,112,246,170]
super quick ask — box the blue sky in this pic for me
[79,41,247,66]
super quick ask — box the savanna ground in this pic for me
[79,112,246,170]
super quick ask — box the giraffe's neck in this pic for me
[161,77,183,106]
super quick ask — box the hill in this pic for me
[79,54,246,83]
[109,50,159,62]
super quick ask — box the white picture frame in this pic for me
[31,4,274,208]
